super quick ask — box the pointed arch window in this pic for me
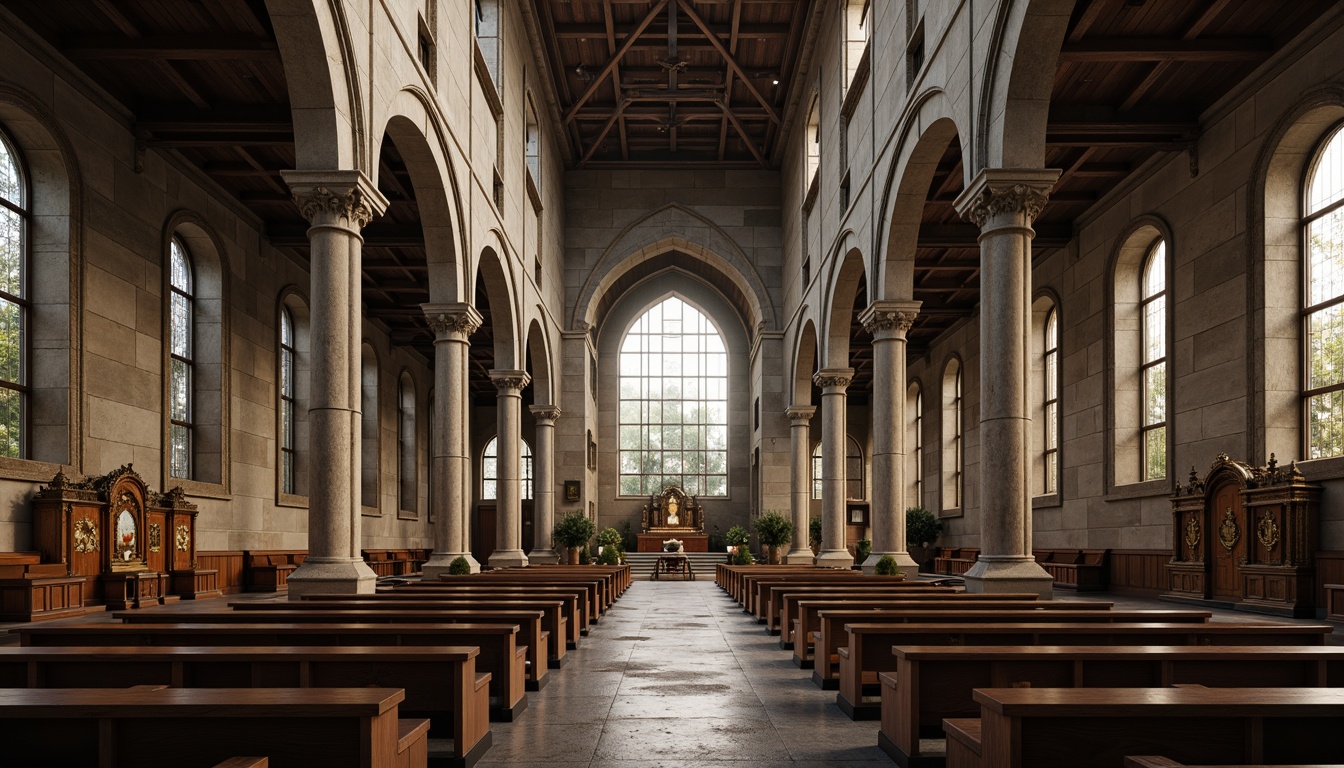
[941,358,962,511]
[0,129,28,458]
[618,296,729,496]
[1305,124,1344,459]
[168,239,194,478]
[482,436,533,500]
[1141,241,1167,480]
[1043,305,1060,494]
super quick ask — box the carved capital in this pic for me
[785,405,817,425]
[813,368,854,392]
[858,300,922,338]
[529,405,561,424]
[490,369,532,393]
[280,170,388,230]
[953,168,1061,229]
[422,303,483,340]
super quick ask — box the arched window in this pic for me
[279,308,296,494]
[474,0,501,89]
[482,436,533,500]
[525,99,541,183]
[805,97,821,186]
[1304,124,1344,459]
[844,0,869,88]
[618,296,728,496]
[0,128,28,458]
[811,436,864,500]
[277,295,310,498]
[1043,307,1060,494]
[941,358,962,511]
[811,441,823,500]
[907,382,922,507]
[168,239,194,478]
[1141,241,1167,480]
[398,374,417,516]
[360,344,380,510]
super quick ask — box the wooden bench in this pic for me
[878,645,1344,768]
[243,551,306,593]
[468,574,611,614]
[212,759,268,768]
[1326,583,1344,622]
[121,608,550,691]
[933,548,978,577]
[1034,548,1109,591]
[247,597,570,667]
[524,564,632,595]
[834,620,1333,722]
[745,575,925,619]
[764,584,961,634]
[1122,759,1309,768]
[392,584,595,636]
[0,645,492,768]
[0,687,426,768]
[780,591,1042,648]
[17,621,530,722]
[0,552,89,622]
[945,687,1344,768]
[363,549,416,577]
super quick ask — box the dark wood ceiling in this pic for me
[531,0,814,168]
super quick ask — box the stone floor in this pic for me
[478,579,896,768]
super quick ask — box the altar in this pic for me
[636,486,710,553]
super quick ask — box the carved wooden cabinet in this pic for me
[1165,454,1320,617]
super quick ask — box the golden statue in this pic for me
[665,497,679,525]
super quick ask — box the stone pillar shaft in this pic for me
[860,301,921,572]
[814,368,854,568]
[954,168,1060,597]
[488,370,531,569]
[279,170,386,597]
[529,406,561,564]
[784,406,816,564]
[420,304,482,578]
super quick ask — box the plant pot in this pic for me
[908,545,932,573]
[567,548,581,565]
[767,545,783,565]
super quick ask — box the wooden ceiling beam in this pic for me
[147,133,293,147]
[61,35,281,61]
[1058,37,1271,63]
[563,0,670,124]
[1118,0,1236,112]
[580,100,630,166]
[551,22,789,39]
[716,101,764,166]
[1065,0,1109,43]
[675,0,779,126]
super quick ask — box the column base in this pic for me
[528,548,560,565]
[487,549,530,569]
[421,551,482,579]
[861,551,918,575]
[784,547,815,565]
[815,548,854,569]
[962,555,1055,598]
[285,557,378,599]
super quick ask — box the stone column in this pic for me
[784,405,817,564]
[814,368,854,568]
[528,405,561,564]
[279,170,387,597]
[860,300,922,573]
[488,370,531,569]
[420,304,482,578]
[953,168,1060,597]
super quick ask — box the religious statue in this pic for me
[666,496,680,525]
[640,486,703,533]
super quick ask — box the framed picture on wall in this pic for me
[847,504,869,525]
[564,480,581,502]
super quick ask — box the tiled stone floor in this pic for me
[478,579,895,768]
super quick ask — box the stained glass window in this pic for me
[279,308,295,493]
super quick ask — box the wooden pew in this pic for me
[17,622,530,722]
[521,564,631,595]
[241,597,569,668]
[119,608,549,692]
[465,574,609,615]
[746,575,930,619]
[1033,548,1109,591]
[879,645,1344,768]
[763,585,960,634]
[365,589,583,649]
[389,584,594,636]
[718,566,850,604]
[834,620,1334,721]
[944,687,1344,768]
[1121,758,1330,768]
[242,550,306,593]
[0,687,426,768]
[0,645,492,768]
[212,759,268,768]
[776,590,1044,644]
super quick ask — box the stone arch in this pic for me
[265,0,362,169]
[0,82,83,472]
[524,318,554,407]
[571,203,777,331]
[880,111,963,299]
[1248,84,1344,465]
[475,237,519,370]
[377,88,467,304]
[822,247,867,369]
[793,319,819,406]
[978,0,1075,170]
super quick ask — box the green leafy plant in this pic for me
[732,544,754,565]
[809,517,823,549]
[554,511,597,549]
[752,512,793,549]
[595,527,623,551]
[597,545,621,565]
[906,506,943,548]
[447,556,472,575]
[725,525,750,547]
[855,539,872,563]
[579,546,591,564]
[874,555,903,577]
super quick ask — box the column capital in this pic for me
[422,303,483,340]
[489,369,532,393]
[813,368,854,393]
[529,405,561,424]
[785,405,817,424]
[281,170,388,230]
[859,300,922,340]
[953,168,1061,229]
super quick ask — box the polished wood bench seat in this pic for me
[879,645,1344,768]
[765,585,965,635]
[364,589,583,649]
[779,592,1039,646]
[17,621,530,722]
[1121,758,1334,768]
[946,687,1344,768]
[465,575,609,614]
[211,759,268,768]
[0,645,492,768]
[391,585,595,635]
[242,551,306,593]
[833,620,1332,721]
[0,686,424,768]
[1033,548,1109,591]
[715,564,825,595]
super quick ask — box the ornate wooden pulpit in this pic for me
[1165,454,1320,617]
[637,486,710,552]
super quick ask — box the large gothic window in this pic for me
[279,307,296,494]
[1305,125,1344,459]
[1141,241,1167,480]
[168,239,194,478]
[0,129,27,458]
[618,296,728,496]
[482,436,533,500]
[811,436,864,500]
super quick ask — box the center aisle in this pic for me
[478,579,891,768]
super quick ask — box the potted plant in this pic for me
[732,543,754,565]
[854,539,872,569]
[447,556,472,575]
[595,527,624,563]
[906,506,943,573]
[554,511,597,565]
[809,517,822,555]
[752,511,793,565]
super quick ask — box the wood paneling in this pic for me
[1316,551,1344,611]
[1107,549,1169,595]
[197,551,244,595]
